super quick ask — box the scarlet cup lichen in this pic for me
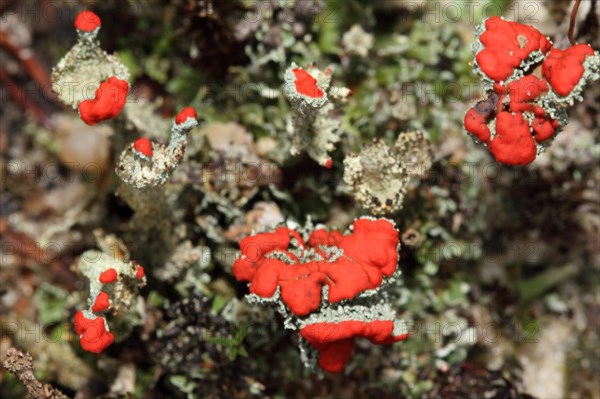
[52,11,130,115]
[283,63,350,167]
[74,250,146,354]
[233,218,398,315]
[133,137,153,158]
[465,17,600,165]
[74,11,101,32]
[488,111,538,165]
[92,291,110,312]
[233,217,408,372]
[98,268,118,284]
[135,266,145,279]
[175,107,198,124]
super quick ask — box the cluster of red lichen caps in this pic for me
[233,218,398,315]
[233,218,407,372]
[74,264,145,354]
[465,17,597,165]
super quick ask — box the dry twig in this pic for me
[3,347,69,399]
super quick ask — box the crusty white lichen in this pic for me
[341,24,374,58]
[155,240,210,283]
[123,99,172,140]
[344,131,433,215]
[395,130,434,181]
[51,25,129,109]
[283,63,350,166]
[344,140,407,214]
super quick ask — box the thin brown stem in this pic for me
[2,347,69,399]
[568,0,583,45]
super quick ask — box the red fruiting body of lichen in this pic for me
[488,111,537,165]
[505,75,548,112]
[464,92,500,143]
[464,108,491,143]
[74,311,114,354]
[135,266,145,279]
[133,138,153,158]
[532,115,559,142]
[74,11,101,32]
[92,291,110,312]
[232,227,291,281]
[465,74,560,164]
[292,69,324,98]
[99,268,118,284]
[542,44,595,97]
[475,16,551,82]
[79,77,128,126]
[466,18,599,166]
[232,219,398,316]
[324,159,333,169]
[532,106,545,117]
[175,107,197,124]
[466,98,558,164]
[300,320,408,373]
